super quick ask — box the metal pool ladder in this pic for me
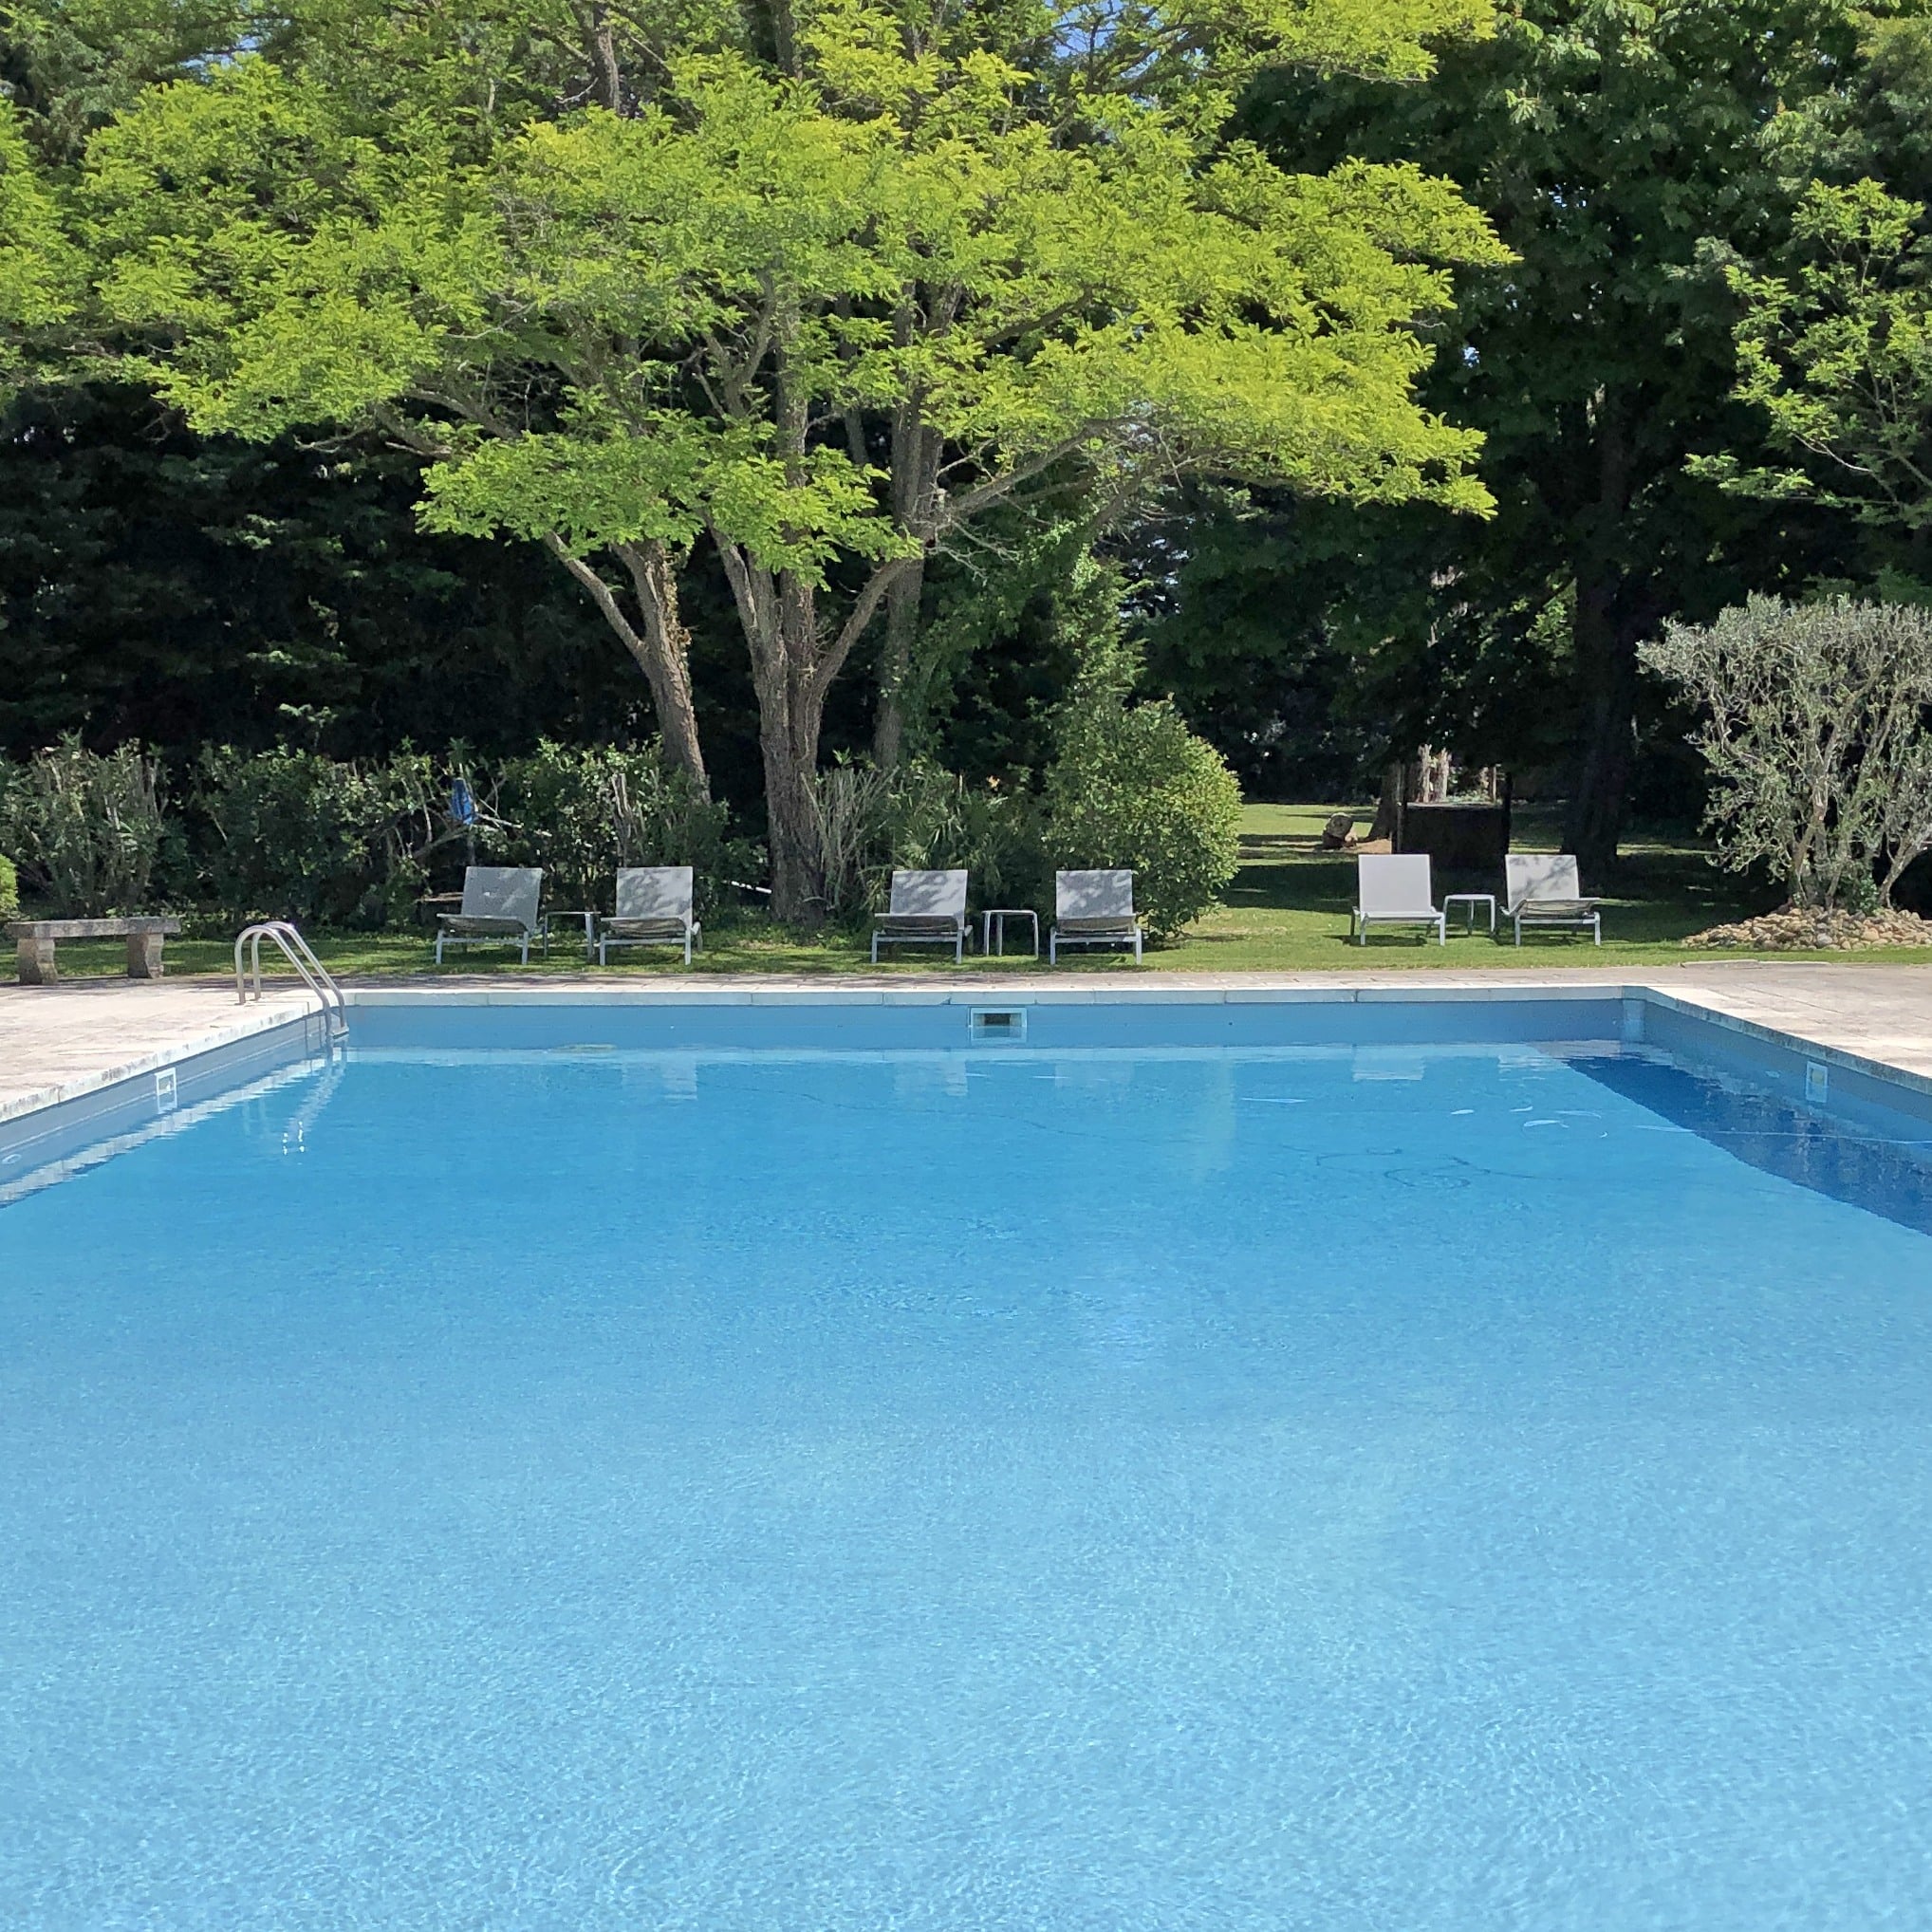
[234,921,348,1044]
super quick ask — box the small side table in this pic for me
[980,908,1040,958]
[547,910,597,958]
[1443,892,1497,937]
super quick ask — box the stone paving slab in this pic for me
[3,962,1928,1125]
[0,979,321,1124]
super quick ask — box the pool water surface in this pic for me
[2,1039,1930,1929]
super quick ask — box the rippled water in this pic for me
[3,1042,1930,1929]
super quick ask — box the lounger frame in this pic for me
[871,870,971,964]
[598,866,701,966]
[1351,854,1445,946]
[1049,870,1143,964]
[436,867,547,965]
[1504,855,1601,947]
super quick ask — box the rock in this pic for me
[1684,905,1932,950]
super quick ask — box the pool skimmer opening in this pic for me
[970,1009,1028,1044]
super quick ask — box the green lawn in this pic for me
[22,802,1932,981]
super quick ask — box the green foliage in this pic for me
[0,382,665,767]
[488,741,755,916]
[1240,0,1875,864]
[79,0,1508,918]
[808,759,1046,924]
[1045,567,1242,936]
[1704,179,1932,529]
[0,733,168,914]
[193,745,449,925]
[1641,595,1932,909]
[0,851,17,920]
[191,739,753,923]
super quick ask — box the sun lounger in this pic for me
[435,865,546,964]
[1504,854,1601,945]
[1352,854,1445,945]
[1050,869,1143,963]
[871,869,970,963]
[598,865,699,966]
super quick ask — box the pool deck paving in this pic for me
[2,961,1930,1124]
[0,977,318,1124]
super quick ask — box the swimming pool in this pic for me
[4,996,1932,1927]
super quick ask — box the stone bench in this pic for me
[7,917,182,985]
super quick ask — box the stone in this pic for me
[15,937,57,986]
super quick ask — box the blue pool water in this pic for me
[4,1035,1932,1929]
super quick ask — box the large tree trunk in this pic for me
[717,535,912,923]
[1564,568,1639,875]
[715,299,913,922]
[1561,391,1640,876]
[614,540,707,789]
[1367,761,1405,844]
[872,560,924,769]
[871,317,948,769]
[542,533,709,795]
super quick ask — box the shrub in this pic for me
[0,853,16,921]
[1043,573,1242,938]
[490,741,756,920]
[808,760,1048,924]
[0,736,170,916]
[1642,595,1932,910]
[195,747,386,924]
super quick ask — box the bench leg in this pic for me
[126,931,165,978]
[17,937,57,985]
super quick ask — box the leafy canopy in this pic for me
[83,0,1507,590]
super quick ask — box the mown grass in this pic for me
[23,801,1932,981]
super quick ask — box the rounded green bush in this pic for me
[0,853,17,922]
[1047,695,1242,938]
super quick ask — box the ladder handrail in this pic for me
[234,921,348,1040]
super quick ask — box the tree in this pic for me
[1706,179,1932,536]
[1695,12,1932,565]
[0,97,76,384]
[83,0,1508,920]
[1243,0,1871,869]
[1641,594,1932,909]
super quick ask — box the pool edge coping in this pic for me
[5,976,1930,1150]
[0,993,321,1129]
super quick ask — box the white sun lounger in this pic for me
[436,865,546,964]
[1352,854,1445,945]
[598,865,699,966]
[1050,869,1143,963]
[871,869,970,963]
[1504,854,1601,945]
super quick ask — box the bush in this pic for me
[0,736,171,916]
[489,741,757,920]
[0,853,16,922]
[1642,596,1932,910]
[808,760,1048,924]
[196,748,384,924]
[1043,570,1242,938]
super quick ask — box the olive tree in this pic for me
[1641,594,1932,910]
